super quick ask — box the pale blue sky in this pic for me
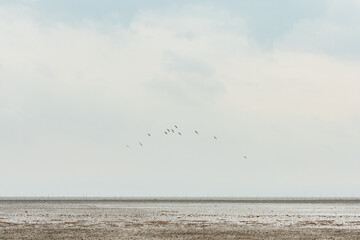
[1,0,360,197]
[0,0,328,48]
[4,0,359,56]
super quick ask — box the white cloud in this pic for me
[276,0,360,58]
[1,3,360,196]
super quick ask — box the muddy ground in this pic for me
[1,201,360,239]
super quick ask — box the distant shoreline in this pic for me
[1,197,360,203]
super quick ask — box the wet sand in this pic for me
[1,200,360,239]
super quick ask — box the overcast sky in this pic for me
[1,0,360,197]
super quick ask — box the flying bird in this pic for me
[147,133,151,136]
[167,129,170,132]
[171,129,174,133]
[175,125,178,129]
[244,156,247,159]
[195,130,198,134]
[178,132,182,136]
[139,142,143,147]
[214,136,217,140]
[165,131,168,135]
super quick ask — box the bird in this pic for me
[214,136,217,140]
[126,145,130,148]
[178,132,182,135]
[167,129,170,132]
[165,131,168,135]
[243,156,247,159]
[175,125,178,129]
[195,130,198,134]
[171,129,174,133]
[147,133,151,136]
[139,142,143,147]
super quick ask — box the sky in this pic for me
[1,0,360,197]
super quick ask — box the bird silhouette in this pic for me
[167,129,170,132]
[175,125,178,129]
[139,142,143,147]
[147,133,151,136]
[165,131,168,135]
[178,132,182,136]
[214,136,217,140]
[244,156,247,159]
[195,130,198,134]
[171,129,174,133]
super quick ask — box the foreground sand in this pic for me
[1,201,360,239]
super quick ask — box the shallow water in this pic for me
[1,201,360,239]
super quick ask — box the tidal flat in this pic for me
[1,199,360,239]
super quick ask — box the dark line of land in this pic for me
[1,197,360,204]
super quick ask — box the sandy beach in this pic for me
[1,200,360,239]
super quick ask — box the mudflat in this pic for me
[1,200,360,239]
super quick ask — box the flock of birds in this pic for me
[125,124,247,159]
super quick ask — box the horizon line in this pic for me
[2,196,360,202]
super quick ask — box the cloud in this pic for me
[1,2,360,196]
[276,0,360,59]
